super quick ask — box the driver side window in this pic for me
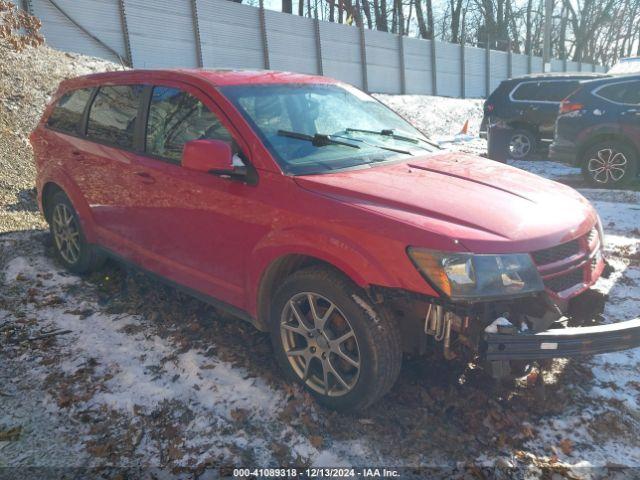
[146,86,232,162]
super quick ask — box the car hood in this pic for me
[294,152,597,254]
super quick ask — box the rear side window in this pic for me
[46,88,93,133]
[596,81,640,105]
[512,81,578,102]
[146,86,233,162]
[512,82,543,101]
[87,85,143,148]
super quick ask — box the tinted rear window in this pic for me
[87,85,143,148]
[512,81,578,102]
[46,88,93,133]
[596,81,640,104]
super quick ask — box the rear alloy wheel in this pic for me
[48,191,105,273]
[270,267,402,411]
[582,142,638,187]
[51,202,81,265]
[508,130,536,160]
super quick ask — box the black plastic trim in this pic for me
[484,318,640,361]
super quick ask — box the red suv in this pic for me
[31,70,640,411]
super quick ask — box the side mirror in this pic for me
[182,139,246,178]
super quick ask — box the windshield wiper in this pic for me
[345,127,421,144]
[331,134,413,155]
[344,127,440,149]
[277,130,360,149]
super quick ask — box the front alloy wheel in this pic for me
[270,267,402,411]
[280,292,360,397]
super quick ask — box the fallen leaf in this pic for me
[230,408,249,423]
[0,426,21,441]
[559,438,573,455]
[309,435,323,449]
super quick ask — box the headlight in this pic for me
[407,248,544,301]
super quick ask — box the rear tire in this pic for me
[581,141,638,187]
[48,191,105,273]
[269,266,402,412]
[508,129,536,160]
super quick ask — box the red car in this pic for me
[31,70,640,411]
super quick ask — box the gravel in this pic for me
[0,40,121,234]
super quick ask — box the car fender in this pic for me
[38,166,98,243]
[246,226,398,316]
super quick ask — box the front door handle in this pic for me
[134,171,156,184]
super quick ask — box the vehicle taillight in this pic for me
[486,103,494,112]
[559,100,584,114]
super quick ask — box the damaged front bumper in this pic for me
[484,317,640,361]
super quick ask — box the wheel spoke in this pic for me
[282,322,308,336]
[65,242,75,262]
[597,149,612,163]
[322,360,329,395]
[316,303,335,332]
[64,207,73,226]
[610,153,627,167]
[610,166,626,181]
[289,300,310,332]
[593,169,607,183]
[300,356,312,381]
[332,330,355,346]
[69,237,81,255]
[326,358,350,390]
[333,348,360,368]
[286,347,309,358]
[307,294,320,325]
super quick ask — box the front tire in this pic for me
[48,191,105,273]
[581,141,638,187]
[270,267,402,412]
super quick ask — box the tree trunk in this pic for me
[362,0,373,28]
[414,0,429,38]
[525,0,533,54]
[396,0,405,34]
[425,0,434,38]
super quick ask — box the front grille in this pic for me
[544,269,584,293]
[588,227,598,245]
[531,239,581,266]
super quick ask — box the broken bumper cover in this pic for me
[484,318,640,361]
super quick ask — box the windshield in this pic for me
[220,83,438,174]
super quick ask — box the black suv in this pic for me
[482,73,606,160]
[550,74,640,187]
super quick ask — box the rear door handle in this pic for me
[134,171,156,184]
